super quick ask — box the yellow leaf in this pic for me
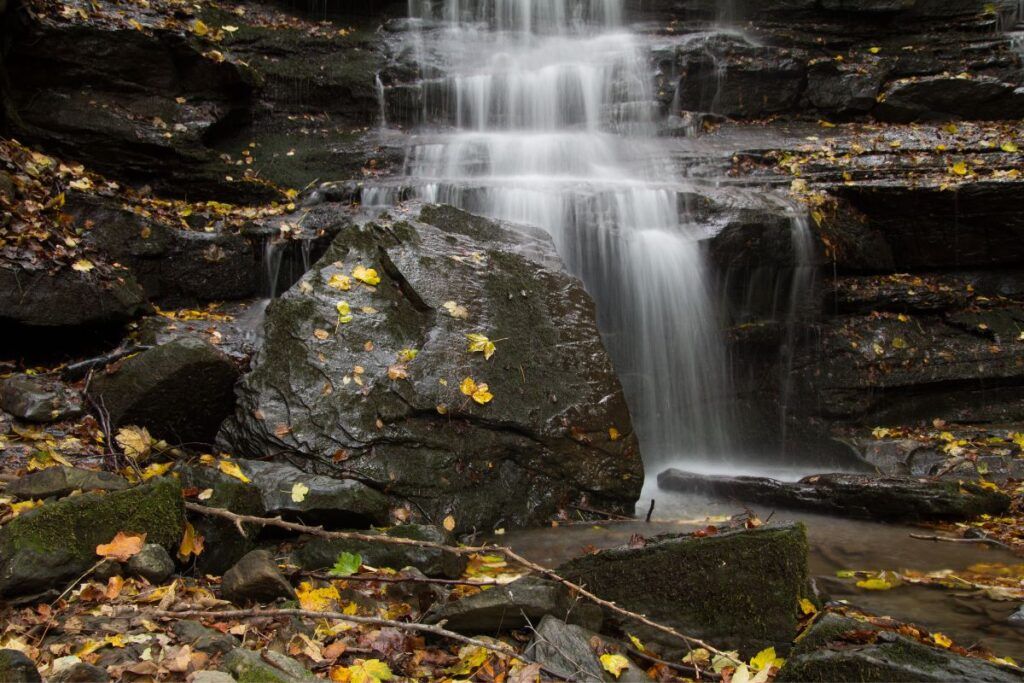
[443,515,456,532]
[869,46,881,54]
[892,337,908,349]
[352,265,381,286]
[750,647,785,671]
[466,333,497,360]
[600,653,630,679]
[314,329,330,340]
[944,123,959,134]
[856,577,894,590]
[71,258,95,272]
[609,427,621,441]
[218,459,251,483]
[296,581,340,611]
[1001,141,1019,153]
[977,480,1000,491]
[328,274,352,291]
[932,632,952,648]
[387,364,408,380]
[96,531,147,562]
[336,301,353,324]
[950,161,968,176]
[191,19,209,35]
[460,377,478,396]
[682,648,711,666]
[347,659,392,683]
[203,50,225,63]
[116,426,153,460]
[140,461,173,480]
[628,634,646,652]
[10,500,42,516]
[178,521,204,562]
[291,482,310,502]
[799,598,817,615]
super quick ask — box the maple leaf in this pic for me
[352,265,381,286]
[296,581,340,611]
[328,273,352,291]
[442,515,456,532]
[459,377,493,405]
[329,551,361,577]
[443,301,469,319]
[71,258,94,272]
[96,531,146,562]
[336,301,353,324]
[340,659,392,683]
[932,632,953,648]
[466,333,497,360]
[749,647,785,672]
[115,426,153,460]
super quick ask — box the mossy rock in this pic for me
[223,648,316,683]
[778,613,1024,682]
[293,524,466,578]
[558,523,810,655]
[0,478,185,597]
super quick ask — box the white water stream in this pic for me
[367,0,735,466]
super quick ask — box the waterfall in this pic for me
[371,0,736,465]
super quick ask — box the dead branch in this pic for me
[185,502,739,673]
[909,533,1010,549]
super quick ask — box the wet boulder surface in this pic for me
[220,204,643,531]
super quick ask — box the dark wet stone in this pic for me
[172,620,239,655]
[177,464,264,575]
[777,612,1024,682]
[88,336,239,444]
[237,460,390,528]
[0,375,82,423]
[0,649,42,683]
[0,478,184,597]
[558,524,809,654]
[49,662,109,682]
[6,467,127,500]
[294,524,466,578]
[0,263,146,329]
[658,469,1011,521]
[221,550,295,605]
[219,204,642,532]
[222,648,316,683]
[127,543,176,584]
[875,75,1024,123]
[424,576,604,634]
[804,57,891,114]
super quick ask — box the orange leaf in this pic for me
[96,531,147,562]
[178,521,205,562]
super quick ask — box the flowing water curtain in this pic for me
[377,0,739,464]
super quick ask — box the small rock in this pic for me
[222,648,316,683]
[172,620,238,655]
[92,560,122,582]
[1007,605,1024,625]
[294,524,466,578]
[88,336,239,444]
[524,616,605,682]
[49,661,109,682]
[127,544,175,584]
[7,466,127,500]
[221,550,295,604]
[424,576,603,634]
[0,375,82,423]
[0,649,42,683]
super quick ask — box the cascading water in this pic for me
[368,0,736,465]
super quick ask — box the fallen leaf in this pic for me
[442,515,456,532]
[178,521,204,562]
[459,377,493,405]
[116,426,153,460]
[329,552,362,578]
[291,482,310,503]
[352,265,381,286]
[443,301,469,319]
[466,333,497,360]
[328,274,352,291]
[600,653,630,679]
[97,531,146,562]
[932,632,952,648]
[337,301,353,324]
[71,258,95,272]
[297,581,341,611]
[218,460,251,483]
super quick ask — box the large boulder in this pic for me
[657,469,1011,521]
[0,375,82,423]
[874,75,1024,122]
[88,336,239,444]
[7,466,128,500]
[219,205,643,531]
[0,477,185,597]
[777,612,1024,682]
[558,524,810,654]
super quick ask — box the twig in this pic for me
[645,499,656,523]
[909,533,1010,549]
[305,571,496,587]
[62,345,152,381]
[185,503,739,674]
[625,645,721,680]
[51,559,104,606]
[153,608,536,666]
[570,505,633,521]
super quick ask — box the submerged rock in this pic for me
[777,612,1023,682]
[0,478,184,597]
[657,469,1011,521]
[423,576,603,634]
[88,336,239,444]
[219,204,643,531]
[558,523,810,654]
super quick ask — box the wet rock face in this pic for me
[220,204,643,532]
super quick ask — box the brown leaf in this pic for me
[96,531,147,562]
